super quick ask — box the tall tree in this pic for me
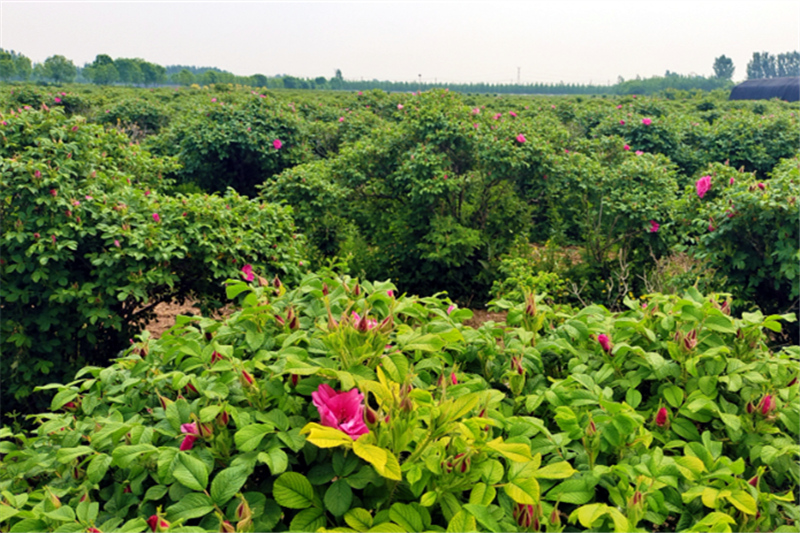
[115,58,144,85]
[0,50,15,81]
[777,51,800,77]
[712,55,735,80]
[84,54,119,85]
[41,55,77,83]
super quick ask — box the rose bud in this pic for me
[290,374,299,387]
[655,407,669,427]
[217,411,229,427]
[241,370,254,387]
[597,333,612,353]
[513,503,534,529]
[221,521,235,533]
[759,394,775,415]
[748,475,759,487]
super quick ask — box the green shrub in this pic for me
[96,98,170,135]
[0,275,796,533]
[0,108,307,418]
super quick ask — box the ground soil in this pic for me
[143,301,507,338]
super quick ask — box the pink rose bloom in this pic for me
[623,144,630,151]
[54,97,61,103]
[516,134,526,143]
[649,220,659,233]
[450,372,458,385]
[311,384,369,440]
[387,290,394,297]
[493,113,502,120]
[642,118,652,125]
[152,213,161,223]
[447,304,455,314]
[616,105,622,109]
[635,150,644,156]
[472,108,480,115]
[180,422,199,450]
[273,139,283,150]
[597,333,612,353]
[211,98,217,103]
[757,182,765,190]
[508,111,517,117]
[241,264,254,282]
[696,175,711,199]
[620,120,625,125]
[397,104,403,110]
[114,240,121,247]
[729,177,735,186]
[339,117,344,122]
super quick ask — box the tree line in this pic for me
[1,50,797,95]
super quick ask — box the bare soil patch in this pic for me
[464,309,507,329]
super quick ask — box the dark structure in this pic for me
[729,77,800,102]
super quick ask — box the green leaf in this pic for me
[210,466,249,506]
[544,478,596,505]
[719,413,741,432]
[258,448,289,475]
[50,389,78,411]
[111,444,157,468]
[234,423,273,452]
[56,446,94,464]
[172,453,209,491]
[0,506,20,524]
[344,508,373,532]
[671,418,701,441]
[463,504,502,533]
[446,510,477,533]
[325,480,353,517]
[289,507,325,532]
[44,506,76,522]
[86,453,112,484]
[704,315,737,334]
[390,503,423,533]
[663,386,684,408]
[468,483,496,506]
[144,485,168,502]
[273,472,315,509]
[166,492,214,521]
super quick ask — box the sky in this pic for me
[1,0,799,85]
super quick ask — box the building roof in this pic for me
[729,77,800,102]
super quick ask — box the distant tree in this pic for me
[201,70,219,85]
[331,69,344,89]
[173,68,195,86]
[251,74,268,87]
[314,76,327,88]
[747,52,778,79]
[115,58,144,85]
[140,62,166,85]
[41,55,77,83]
[777,51,800,77]
[0,50,15,81]
[84,54,119,85]
[712,55,735,80]
[14,54,31,80]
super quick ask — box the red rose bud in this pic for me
[549,509,561,527]
[587,419,597,436]
[199,422,214,438]
[353,283,361,296]
[87,527,102,533]
[273,276,282,289]
[210,351,224,364]
[185,382,198,394]
[451,452,470,473]
[221,520,235,533]
[655,407,669,427]
[748,475,759,487]
[513,503,534,529]
[158,395,173,410]
[275,314,285,326]
[241,370,254,387]
[597,333,612,353]
[289,315,299,330]
[720,300,730,315]
[291,374,299,387]
[217,411,229,426]
[746,402,755,414]
[450,372,458,386]
[365,406,379,425]
[236,498,252,522]
[789,377,798,387]
[322,283,329,296]
[80,493,88,502]
[147,516,170,533]
[759,394,774,415]
[64,401,78,411]
[683,329,698,351]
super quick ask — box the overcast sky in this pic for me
[2,0,798,84]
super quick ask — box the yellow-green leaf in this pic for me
[533,461,576,480]
[300,423,354,449]
[486,437,533,463]
[503,477,540,505]
[353,438,401,481]
[701,487,719,509]
[726,490,757,515]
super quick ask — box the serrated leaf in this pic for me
[0,506,20,523]
[86,453,112,484]
[56,446,94,464]
[258,448,289,475]
[300,422,353,449]
[503,477,540,505]
[462,504,502,533]
[390,502,423,533]
[172,453,209,491]
[210,466,248,506]
[111,444,157,468]
[486,437,533,462]
[726,490,757,515]
[344,508,373,532]
[325,480,353,517]
[290,507,325,532]
[544,478,596,504]
[166,492,214,521]
[447,510,477,533]
[144,485,168,502]
[234,423,273,452]
[534,461,576,479]
[273,472,315,509]
[353,438,402,481]
[469,483,496,506]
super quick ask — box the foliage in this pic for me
[0,107,307,419]
[674,159,800,316]
[713,55,735,80]
[0,274,797,533]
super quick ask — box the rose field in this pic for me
[0,83,798,532]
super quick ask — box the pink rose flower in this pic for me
[623,144,630,151]
[649,220,659,233]
[273,139,283,150]
[516,134,526,143]
[180,422,199,451]
[597,333,612,353]
[655,407,669,427]
[696,175,711,199]
[311,384,369,440]
[642,118,652,125]
[241,264,254,282]
[152,213,161,223]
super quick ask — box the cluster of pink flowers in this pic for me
[696,175,711,199]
